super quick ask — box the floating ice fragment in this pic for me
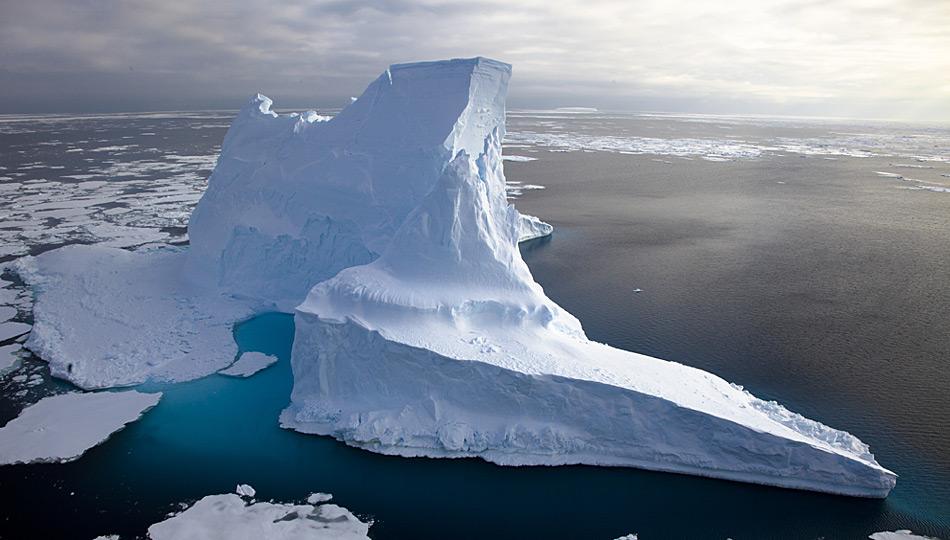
[219,352,278,378]
[869,531,940,540]
[306,492,333,504]
[0,344,22,374]
[0,390,161,464]
[0,322,30,342]
[236,484,256,497]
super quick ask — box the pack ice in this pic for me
[18,57,895,497]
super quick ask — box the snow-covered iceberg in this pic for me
[16,56,894,497]
[278,59,896,498]
[186,58,523,309]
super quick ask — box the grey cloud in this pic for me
[0,0,946,121]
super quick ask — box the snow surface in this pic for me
[147,493,371,540]
[219,352,278,378]
[0,390,161,464]
[279,58,896,498]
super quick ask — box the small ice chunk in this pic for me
[236,484,256,497]
[0,344,22,374]
[614,535,638,540]
[632,288,644,293]
[219,352,278,378]
[0,390,162,464]
[306,492,333,504]
[502,155,538,162]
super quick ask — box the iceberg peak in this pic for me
[184,57,513,309]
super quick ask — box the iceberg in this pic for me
[185,58,519,310]
[277,58,896,498]
[16,56,895,497]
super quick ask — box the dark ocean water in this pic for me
[0,110,948,539]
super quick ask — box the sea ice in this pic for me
[219,352,278,378]
[16,246,253,389]
[0,390,161,464]
[869,531,940,540]
[0,306,16,323]
[0,343,22,374]
[0,322,30,343]
[147,493,371,540]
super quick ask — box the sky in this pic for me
[0,0,948,121]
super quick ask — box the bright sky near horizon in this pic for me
[0,0,947,121]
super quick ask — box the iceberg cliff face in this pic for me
[280,58,896,498]
[186,58,514,309]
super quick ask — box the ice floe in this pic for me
[219,352,279,378]
[0,322,30,342]
[869,531,940,540]
[0,390,161,464]
[0,343,22,374]
[146,492,371,540]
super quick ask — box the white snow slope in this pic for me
[280,58,896,498]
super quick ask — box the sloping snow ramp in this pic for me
[281,58,896,498]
